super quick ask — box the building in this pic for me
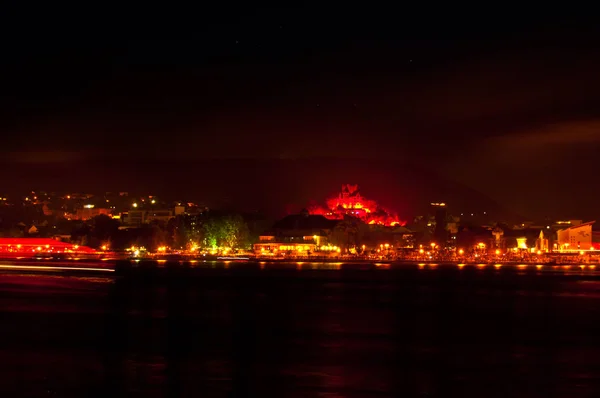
[556,221,596,252]
[254,210,339,256]
[482,225,549,252]
[73,206,112,221]
[536,230,549,252]
[126,209,175,226]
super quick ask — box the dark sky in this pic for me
[1,6,599,220]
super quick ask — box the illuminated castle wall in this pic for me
[309,184,405,227]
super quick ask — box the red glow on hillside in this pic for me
[309,185,406,226]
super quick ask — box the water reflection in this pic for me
[5,262,600,396]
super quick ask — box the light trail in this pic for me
[0,264,114,272]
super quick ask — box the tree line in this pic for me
[64,211,263,251]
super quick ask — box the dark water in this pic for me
[3,262,600,397]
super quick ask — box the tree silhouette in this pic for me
[331,217,360,253]
[91,214,119,243]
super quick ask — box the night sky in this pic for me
[1,6,599,220]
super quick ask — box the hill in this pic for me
[0,157,518,222]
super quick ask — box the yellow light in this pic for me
[132,203,138,208]
[73,245,79,250]
[36,246,41,251]
[495,249,500,255]
[45,244,50,249]
[458,249,464,255]
[151,199,156,204]
[419,248,424,254]
[537,250,541,255]
[580,251,585,255]
[101,245,107,251]
[384,243,389,248]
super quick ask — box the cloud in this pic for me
[487,120,600,148]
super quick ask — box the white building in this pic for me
[556,221,595,252]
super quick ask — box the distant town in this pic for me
[0,184,596,264]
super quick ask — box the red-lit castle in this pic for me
[309,184,405,227]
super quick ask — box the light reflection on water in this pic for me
[5,263,600,397]
[222,261,600,274]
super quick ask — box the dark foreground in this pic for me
[2,262,600,397]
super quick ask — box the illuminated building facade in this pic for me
[309,184,404,227]
[556,221,596,251]
[254,210,338,256]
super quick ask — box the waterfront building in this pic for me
[254,209,338,255]
[555,221,597,252]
